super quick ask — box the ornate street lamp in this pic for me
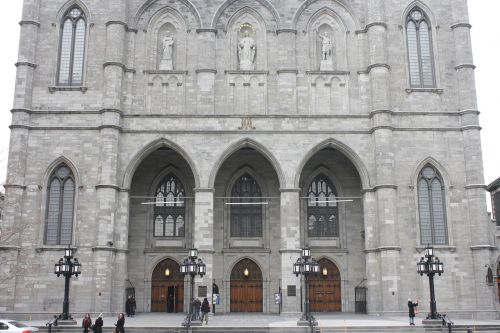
[54,246,81,322]
[180,248,206,327]
[293,246,319,328]
[417,245,444,319]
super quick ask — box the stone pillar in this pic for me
[193,189,215,308]
[363,191,381,313]
[0,0,40,312]
[366,0,401,313]
[277,29,297,114]
[93,4,127,312]
[196,29,217,115]
[451,0,494,316]
[279,189,301,313]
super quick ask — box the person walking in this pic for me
[82,313,92,333]
[114,313,125,333]
[93,313,103,333]
[193,298,201,320]
[167,294,174,313]
[408,298,418,325]
[125,296,132,317]
[130,296,136,317]
[201,297,210,325]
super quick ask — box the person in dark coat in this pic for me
[193,298,201,320]
[167,294,174,313]
[82,313,92,333]
[408,298,418,325]
[130,297,136,317]
[201,298,210,325]
[93,313,103,333]
[125,296,133,317]
[114,313,125,333]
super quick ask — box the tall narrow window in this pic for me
[231,174,262,237]
[58,6,86,86]
[153,174,185,237]
[307,174,339,237]
[45,164,75,245]
[406,8,435,88]
[418,165,447,245]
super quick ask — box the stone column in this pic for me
[366,0,401,313]
[279,189,301,313]
[451,0,494,315]
[196,29,217,114]
[277,29,297,114]
[93,3,127,312]
[193,189,215,308]
[0,0,40,312]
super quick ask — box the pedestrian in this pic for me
[193,298,201,320]
[93,313,103,333]
[114,313,125,333]
[125,296,133,317]
[167,294,174,313]
[130,296,136,317]
[201,297,210,325]
[408,298,418,325]
[82,313,92,333]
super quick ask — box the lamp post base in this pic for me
[422,318,442,326]
[56,319,77,326]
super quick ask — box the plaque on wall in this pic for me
[198,286,208,297]
[287,285,297,297]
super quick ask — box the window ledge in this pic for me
[406,88,443,94]
[416,245,456,253]
[49,86,88,93]
[36,245,78,253]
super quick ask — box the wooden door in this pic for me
[309,258,341,312]
[151,259,184,313]
[230,258,263,312]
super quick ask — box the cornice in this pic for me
[276,29,297,34]
[451,22,472,30]
[15,62,37,69]
[19,20,40,27]
[196,28,217,34]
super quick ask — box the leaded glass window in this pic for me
[57,6,86,86]
[230,174,262,237]
[45,164,75,245]
[418,165,447,245]
[307,175,338,237]
[153,174,185,237]
[406,8,435,88]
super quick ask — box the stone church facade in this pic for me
[1,0,499,319]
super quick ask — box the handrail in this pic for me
[442,314,454,333]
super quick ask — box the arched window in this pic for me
[231,174,262,237]
[45,164,75,245]
[57,6,87,86]
[154,174,185,237]
[417,165,447,245]
[406,7,435,88]
[307,174,339,237]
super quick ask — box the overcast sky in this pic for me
[0,2,498,203]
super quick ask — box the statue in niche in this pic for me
[238,30,256,70]
[318,31,334,70]
[159,31,175,70]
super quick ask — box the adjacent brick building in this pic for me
[1,0,498,319]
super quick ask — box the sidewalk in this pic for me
[24,312,500,329]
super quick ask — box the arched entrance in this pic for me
[151,259,184,313]
[309,258,341,312]
[230,258,263,312]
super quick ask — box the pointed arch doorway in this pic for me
[230,258,263,312]
[151,259,184,312]
[309,258,342,312]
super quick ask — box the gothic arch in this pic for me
[410,157,452,189]
[211,0,280,31]
[294,138,370,190]
[292,0,359,32]
[41,156,81,188]
[133,0,201,30]
[56,0,92,22]
[122,138,200,190]
[208,138,285,189]
[402,1,437,25]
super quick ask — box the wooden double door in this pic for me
[309,258,342,312]
[230,258,263,312]
[151,259,184,313]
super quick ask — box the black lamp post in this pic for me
[293,246,320,328]
[417,245,444,320]
[54,246,81,321]
[180,248,206,327]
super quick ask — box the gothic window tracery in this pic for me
[406,7,436,88]
[57,6,87,86]
[45,164,75,245]
[307,174,339,237]
[230,174,262,238]
[417,165,447,245]
[153,174,185,237]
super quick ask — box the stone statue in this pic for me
[238,31,256,70]
[159,31,175,70]
[319,31,334,70]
